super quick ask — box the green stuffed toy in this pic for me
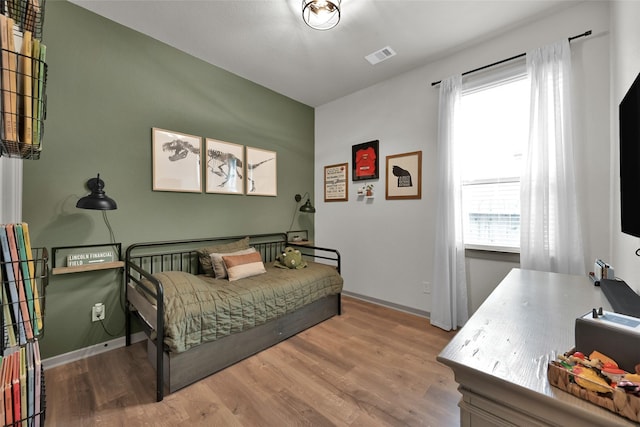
[275,247,307,269]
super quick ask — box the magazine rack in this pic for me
[0,0,47,160]
[0,246,47,426]
[0,49,47,160]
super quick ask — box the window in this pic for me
[458,66,529,252]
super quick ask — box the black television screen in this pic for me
[620,71,640,238]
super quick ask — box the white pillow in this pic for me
[209,247,256,278]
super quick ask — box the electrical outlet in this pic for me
[423,281,431,294]
[92,303,105,322]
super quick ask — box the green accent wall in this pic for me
[22,2,315,359]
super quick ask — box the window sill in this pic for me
[465,248,520,263]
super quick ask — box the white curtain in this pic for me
[431,75,468,331]
[520,40,585,274]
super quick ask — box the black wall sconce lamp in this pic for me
[76,173,118,210]
[289,192,315,231]
[76,173,119,253]
[295,192,316,213]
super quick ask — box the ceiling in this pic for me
[69,0,578,107]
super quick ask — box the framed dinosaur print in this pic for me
[245,146,277,196]
[152,127,202,192]
[205,138,244,194]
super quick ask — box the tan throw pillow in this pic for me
[196,237,250,276]
[209,247,256,279]
[222,252,266,281]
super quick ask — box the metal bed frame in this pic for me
[125,232,341,402]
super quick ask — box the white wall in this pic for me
[610,1,640,294]
[315,1,611,314]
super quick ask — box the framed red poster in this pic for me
[352,140,379,181]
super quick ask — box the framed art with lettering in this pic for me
[324,163,348,202]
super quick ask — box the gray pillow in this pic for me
[209,247,256,279]
[196,237,250,276]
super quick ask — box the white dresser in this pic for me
[437,268,638,426]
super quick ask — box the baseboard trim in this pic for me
[42,331,146,369]
[342,291,430,318]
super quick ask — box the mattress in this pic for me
[140,261,343,353]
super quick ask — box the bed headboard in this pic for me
[125,232,341,282]
[125,233,289,276]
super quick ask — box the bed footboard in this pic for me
[147,294,340,394]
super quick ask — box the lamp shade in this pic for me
[299,199,316,213]
[302,0,341,30]
[295,193,316,213]
[76,174,118,210]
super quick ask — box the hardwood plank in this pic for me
[44,296,460,426]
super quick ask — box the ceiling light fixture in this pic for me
[302,0,341,31]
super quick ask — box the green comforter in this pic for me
[146,261,343,353]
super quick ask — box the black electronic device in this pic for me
[619,71,640,237]
[600,278,640,318]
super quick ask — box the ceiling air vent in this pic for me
[365,46,396,65]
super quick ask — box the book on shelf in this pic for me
[31,36,39,147]
[19,347,26,423]
[33,339,40,427]
[26,342,33,420]
[33,40,45,149]
[2,352,11,426]
[0,356,3,427]
[19,29,32,152]
[0,225,26,345]
[1,286,15,348]
[19,223,40,332]
[0,15,15,147]
[5,224,33,341]
[11,350,20,425]
[6,18,19,148]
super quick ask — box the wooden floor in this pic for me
[44,296,460,426]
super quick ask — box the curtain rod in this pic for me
[430,30,592,87]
